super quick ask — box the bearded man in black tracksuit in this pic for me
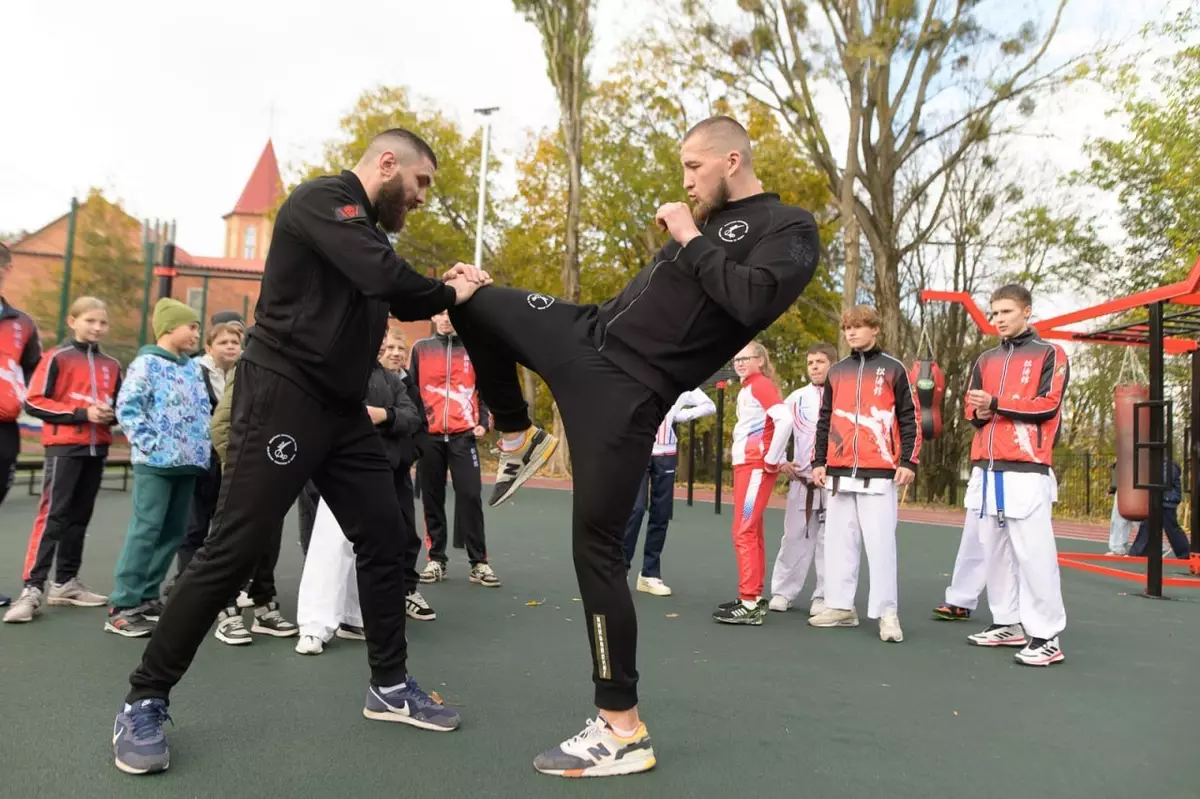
[450,116,820,777]
[110,128,487,776]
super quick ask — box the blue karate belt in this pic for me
[979,470,1007,528]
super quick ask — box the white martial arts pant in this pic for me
[944,467,1058,611]
[1108,502,1136,554]
[824,479,898,619]
[296,499,363,642]
[770,480,825,602]
[944,512,986,610]
[970,468,1066,640]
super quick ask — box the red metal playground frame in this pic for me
[922,254,1200,597]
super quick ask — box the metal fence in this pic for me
[676,425,1126,521]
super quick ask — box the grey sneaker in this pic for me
[214,607,252,646]
[2,586,43,623]
[469,563,502,587]
[48,578,108,607]
[489,428,558,507]
[251,601,298,637]
[104,607,155,638]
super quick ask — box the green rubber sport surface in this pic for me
[0,487,1195,798]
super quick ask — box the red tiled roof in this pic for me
[226,140,283,217]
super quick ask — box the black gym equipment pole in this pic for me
[714,383,725,515]
[158,240,176,300]
[687,418,696,507]
[1192,351,1200,558]
[1146,301,1165,597]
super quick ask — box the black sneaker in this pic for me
[406,591,436,621]
[712,599,766,625]
[251,601,298,637]
[214,607,252,646]
[489,428,558,507]
[104,607,155,638]
[141,599,166,622]
[932,603,972,621]
[336,623,366,640]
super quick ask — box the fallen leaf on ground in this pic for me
[572,597,582,601]
[666,613,680,618]
[953,711,958,716]
[526,599,545,606]
[431,691,444,704]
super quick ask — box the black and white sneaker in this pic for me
[489,428,558,507]
[336,623,366,641]
[1014,636,1065,666]
[967,623,1026,648]
[251,601,298,637]
[712,599,766,625]
[406,591,436,621]
[141,599,165,622]
[214,607,252,646]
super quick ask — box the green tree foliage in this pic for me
[294,86,502,276]
[26,189,145,364]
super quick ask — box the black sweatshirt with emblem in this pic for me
[594,193,820,400]
[242,170,457,411]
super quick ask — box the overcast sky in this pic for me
[0,0,1179,276]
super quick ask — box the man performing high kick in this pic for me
[450,116,820,776]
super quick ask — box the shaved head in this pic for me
[682,116,753,169]
[358,128,438,170]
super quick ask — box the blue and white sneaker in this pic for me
[363,679,460,732]
[113,698,172,775]
[0,591,10,607]
[534,716,657,777]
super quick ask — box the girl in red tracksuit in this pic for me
[3,297,121,624]
[712,341,792,626]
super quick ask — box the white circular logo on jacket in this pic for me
[719,220,749,242]
[267,434,297,466]
[527,293,555,311]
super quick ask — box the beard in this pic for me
[691,177,731,223]
[377,175,411,234]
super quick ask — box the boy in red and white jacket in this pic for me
[811,305,919,642]
[959,284,1068,666]
[4,297,121,623]
[0,243,43,608]
[712,341,792,626]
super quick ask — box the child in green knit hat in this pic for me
[106,298,212,637]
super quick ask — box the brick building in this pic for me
[4,140,432,355]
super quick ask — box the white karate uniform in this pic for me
[967,467,1066,639]
[944,468,1058,612]
[770,385,826,603]
[296,499,363,642]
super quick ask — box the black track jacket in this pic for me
[242,170,457,411]
[594,193,820,400]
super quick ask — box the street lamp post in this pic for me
[473,106,499,267]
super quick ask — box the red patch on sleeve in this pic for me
[335,204,366,220]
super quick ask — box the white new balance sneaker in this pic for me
[768,595,790,612]
[879,613,903,642]
[636,575,672,597]
[808,607,859,628]
[533,717,656,777]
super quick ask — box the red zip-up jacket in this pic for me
[967,328,1068,474]
[0,299,42,423]
[24,340,122,457]
[409,333,490,437]
[814,346,920,479]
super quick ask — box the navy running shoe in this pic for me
[363,679,460,732]
[0,591,9,607]
[113,698,172,775]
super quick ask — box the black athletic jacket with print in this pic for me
[242,170,457,411]
[594,193,820,400]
